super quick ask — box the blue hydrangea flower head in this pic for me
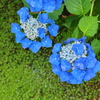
[26,0,64,12]
[17,7,30,22]
[49,37,100,84]
[11,7,59,53]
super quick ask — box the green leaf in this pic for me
[78,16,98,37]
[72,27,79,38]
[65,15,81,28]
[48,4,64,20]
[91,39,100,54]
[22,0,29,7]
[64,0,91,15]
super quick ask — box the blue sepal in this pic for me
[52,43,61,53]
[61,60,71,71]
[20,38,33,48]
[11,23,21,33]
[93,61,100,73]
[15,31,25,43]
[72,44,84,55]
[41,35,52,47]
[48,24,59,36]
[17,7,30,22]
[84,68,96,81]
[49,53,60,66]
[29,41,41,53]
[38,28,46,39]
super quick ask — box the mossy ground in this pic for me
[0,0,100,100]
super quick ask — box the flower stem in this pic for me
[98,21,100,23]
[89,0,95,16]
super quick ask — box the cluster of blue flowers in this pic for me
[49,37,100,84]
[26,0,64,12]
[10,1,100,84]
[11,7,59,53]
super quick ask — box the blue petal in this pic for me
[93,61,100,73]
[61,60,71,71]
[15,31,25,43]
[63,38,78,44]
[29,0,43,12]
[41,35,52,47]
[38,13,55,24]
[59,72,69,82]
[49,53,60,66]
[17,7,30,22]
[71,69,86,81]
[20,38,33,48]
[38,13,49,23]
[87,57,97,68]
[67,73,79,84]
[29,41,41,53]
[84,68,96,81]
[26,0,31,3]
[52,65,62,75]
[52,43,61,53]
[85,43,94,54]
[37,28,46,39]
[11,23,21,33]
[74,57,86,70]
[48,24,59,36]
[43,1,55,12]
[55,0,63,10]
[79,37,86,43]
[72,44,84,55]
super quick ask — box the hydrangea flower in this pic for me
[49,37,100,84]
[26,0,64,12]
[11,7,59,53]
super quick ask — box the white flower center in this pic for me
[20,16,47,40]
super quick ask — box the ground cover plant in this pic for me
[0,0,100,100]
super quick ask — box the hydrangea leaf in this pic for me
[65,15,81,28]
[72,27,79,38]
[91,39,100,54]
[65,0,91,15]
[78,16,98,37]
[48,4,64,20]
[22,0,29,8]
